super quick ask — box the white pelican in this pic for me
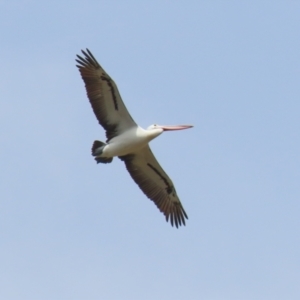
[76,49,193,228]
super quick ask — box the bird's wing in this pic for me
[76,49,137,141]
[119,146,188,228]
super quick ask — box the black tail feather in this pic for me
[95,157,113,164]
[91,140,106,156]
[91,140,113,164]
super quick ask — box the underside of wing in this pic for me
[119,146,188,228]
[76,49,137,141]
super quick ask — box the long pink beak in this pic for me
[158,125,194,131]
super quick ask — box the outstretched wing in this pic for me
[76,49,137,141]
[120,146,188,228]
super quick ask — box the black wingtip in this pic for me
[76,48,99,69]
[165,207,188,228]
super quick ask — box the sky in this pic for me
[0,1,300,299]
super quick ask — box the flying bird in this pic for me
[76,49,193,228]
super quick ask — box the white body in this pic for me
[102,126,163,157]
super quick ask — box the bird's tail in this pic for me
[91,140,113,164]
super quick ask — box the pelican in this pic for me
[76,49,193,228]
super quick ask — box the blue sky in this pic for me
[1,1,299,299]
